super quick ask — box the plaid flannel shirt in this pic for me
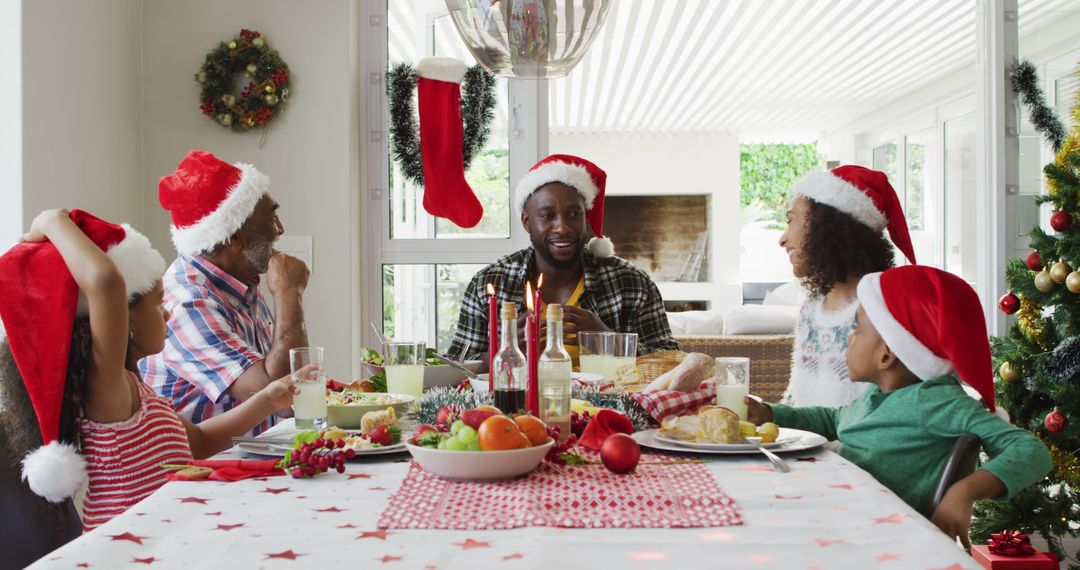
[139,255,275,435]
[448,247,678,360]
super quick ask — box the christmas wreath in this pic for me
[195,29,291,132]
[387,62,497,186]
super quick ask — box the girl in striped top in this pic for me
[0,209,304,542]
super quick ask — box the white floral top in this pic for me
[781,294,869,407]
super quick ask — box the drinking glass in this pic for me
[578,331,613,378]
[383,341,426,397]
[610,333,639,378]
[714,357,750,420]
[290,347,327,430]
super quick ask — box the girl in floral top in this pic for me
[778,166,916,407]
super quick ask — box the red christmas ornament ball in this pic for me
[600,433,641,474]
[1051,211,1073,232]
[998,293,1020,315]
[1045,410,1066,433]
[1025,251,1043,271]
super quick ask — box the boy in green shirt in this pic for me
[745,266,1051,546]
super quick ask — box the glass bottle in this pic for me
[539,304,572,442]
[492,301,527,414]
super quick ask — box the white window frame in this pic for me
[360,0,547,349]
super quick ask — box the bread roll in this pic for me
[696,406,741,444]
[644,352,713,391]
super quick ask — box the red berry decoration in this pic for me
[600,434,641,474]
[1025,251,1043,271]
[998,293,1020,315]
[1045,409,1066,433]
[1051,211,1073,232]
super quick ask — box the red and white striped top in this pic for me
[79,374,193,531]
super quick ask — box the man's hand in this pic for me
[930,484,974,549]
[266,252,310,297]
[560,306,610,346]
[744,395,773,425]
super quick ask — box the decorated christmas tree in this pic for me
[971,61,1080,568]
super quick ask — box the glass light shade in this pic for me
[445,0,613,79]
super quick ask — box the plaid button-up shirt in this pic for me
[447,248,678,360]
[139,255,275,435]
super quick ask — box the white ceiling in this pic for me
[393,0,1080,137]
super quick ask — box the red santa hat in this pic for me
[0,210,166,502]
[159,150,270,256]
[856,265,995,411]
[792,165,917,265]
[515,154,613,258]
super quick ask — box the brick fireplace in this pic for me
[604,194,710,284]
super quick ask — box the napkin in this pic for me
[578,409,634,450]
[167,459,285,482]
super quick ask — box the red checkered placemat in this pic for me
[378,452,742,530]
[631,381,716,421]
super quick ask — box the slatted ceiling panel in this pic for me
[394,0,1076,136]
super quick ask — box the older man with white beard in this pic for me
[140,150,310,435]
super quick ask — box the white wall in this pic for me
[140,0,363,379]
[0,0,21,251]
[21,0,143,230]
[549,133,742,310]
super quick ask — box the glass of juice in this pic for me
[578,331,614,378]
[290,347,327,430]
[383,341,426,397]
[714,357,750,420]
[610,333,639,379]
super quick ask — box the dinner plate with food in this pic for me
[633,406,827,455]
[236,406,408,457]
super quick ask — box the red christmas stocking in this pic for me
[416,58,483,229]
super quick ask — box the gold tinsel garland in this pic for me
[1039,435,1080,486]
[1017,296,1050,350]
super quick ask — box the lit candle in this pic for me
[525,282,539,416]
[486,283,497,392]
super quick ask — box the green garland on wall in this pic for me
[1012,60,1066,151]
[387,62,496,186]
[195,29,291,132]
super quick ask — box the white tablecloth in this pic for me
[31,420,978,569]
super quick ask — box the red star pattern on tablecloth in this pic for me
[214,523,244,531]
[347,473,372,479]
[739,464,774,472]
[178,497,209,504]
[829,483,855,490]
[358,530,394,540]
[774,495,803,500]
[262,487,291,494]
[453,538,491,550]
[502,553,525,561]
[109,532,148,544]
[873,513,907,524]
[795,457,819,462]
[875,553,902,562]
[747,554,776,563]
[699,531,736,542]
[131,557,157,565]
[338,524,358,529]
[265,550,304,560]
[928,565,966,570]
[76,564,89,568]
[627,550,668,561]
[203,511,222,516]
[377,555,402,563]
[314,506,346,512]
[814,538,846,548]
[370,486,388,491]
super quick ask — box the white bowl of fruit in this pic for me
[405,406,554,480]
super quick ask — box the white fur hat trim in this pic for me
[76,224,167,314]
[22,441,88,503]
[793,170,887,231]
[169,163,269,255]
[857,272,954,380]
[515,161,599,213]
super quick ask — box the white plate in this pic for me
[653,431,788,451]
[633,428,827,455]
[470,372,605,393]
[236,440,407,458]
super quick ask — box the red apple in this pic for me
[461,408,499,430]
[413,423,437,437]
[600,433,641,474]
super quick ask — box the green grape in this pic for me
[450,420,465,435]
[444,437,467,451]
[465,441,480,451]
[457,426,477,444]
[437,437,450,450]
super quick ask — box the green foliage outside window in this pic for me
[740,143,825,229]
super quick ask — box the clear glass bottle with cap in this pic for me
[492,301,527,414]
[539,303,572,442]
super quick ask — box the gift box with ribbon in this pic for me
[971,531,1060,570]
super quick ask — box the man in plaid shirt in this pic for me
[140,151,310,435]
[448,154,677,363]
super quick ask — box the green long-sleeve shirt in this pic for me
[771,376,1052,517]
